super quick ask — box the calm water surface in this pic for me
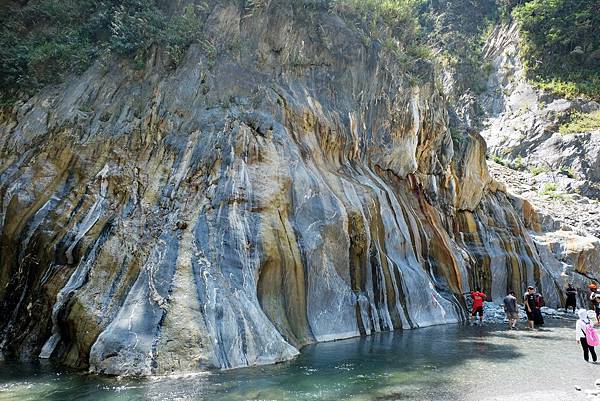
[0,320,594,401]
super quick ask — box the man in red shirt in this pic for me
[470,288,486,324]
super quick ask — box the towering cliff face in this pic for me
[0,1,569,375]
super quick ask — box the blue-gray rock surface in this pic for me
[0,1,589,376]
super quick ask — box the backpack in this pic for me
[585,322,600,347]
[535,293,545,308]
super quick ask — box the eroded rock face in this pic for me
[0,1,571,375]
[480,23,600,199]
[489,161,600,307]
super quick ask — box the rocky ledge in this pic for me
[489,162,600,239]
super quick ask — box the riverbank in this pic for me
[479,301,579,325]
[0,319,595,401]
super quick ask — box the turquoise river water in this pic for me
[0,320,596,401]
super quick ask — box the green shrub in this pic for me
[492,155,508,166]
[540,182,569,200]
[559,110,600,135]
[331,0,422,36]
[529,165,549,176]
[450,127,462,149]
[540,182,558,196]
[511,156,525,170]
[540,183,570,200]
[0,0,99,101]
[496,0,522,21]
[559,166,576,179]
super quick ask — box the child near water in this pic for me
[576,309,599,363]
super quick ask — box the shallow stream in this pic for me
[0,320,595,401]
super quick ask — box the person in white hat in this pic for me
[576,309,598,363]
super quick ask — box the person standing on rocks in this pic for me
[565,283,577,313]
[593,294,600,325]
[576,309,598,363]
[588,283,598,307]
[524,286,538,329]
[470,288,486,325]
[589,284,600,324]
[503,290,519,329]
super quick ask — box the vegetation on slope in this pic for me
[559,110,600,135]
[418,0,600,102]
[512,0,600,100]
[419,0,499,97]
[2,0,597,108]
[331,0,431,70]
[0,0,206,105]
[0,0,434,105]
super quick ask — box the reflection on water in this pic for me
[0,320,591,401]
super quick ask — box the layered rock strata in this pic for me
[0,1,572,375]
[489,161,600,307]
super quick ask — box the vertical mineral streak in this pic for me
[0,1,577,375]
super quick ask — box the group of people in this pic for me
[569,283,600,363]
[468,283,600,364]
[469,286,544,329]
[565,282,600,322]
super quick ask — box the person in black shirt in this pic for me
[565,283,577,313]
[524,286,537,329]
